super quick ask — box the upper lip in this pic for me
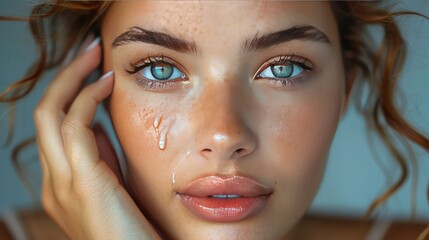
[178,175,273,197]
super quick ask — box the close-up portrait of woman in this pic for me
[0,0,429,239]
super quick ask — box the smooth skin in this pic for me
[35,1,349,240]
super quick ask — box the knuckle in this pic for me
[61,120,80,137]
[33,103,50,124]
[71,168,113,200]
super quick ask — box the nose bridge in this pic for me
[202,81,239,135]
[193,78,257,161]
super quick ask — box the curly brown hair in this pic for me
[1,0,428,238]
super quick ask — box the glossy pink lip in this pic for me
[177,175,272,222]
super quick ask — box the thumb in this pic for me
[92,123,125,186]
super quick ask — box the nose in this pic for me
[193,81,257,161]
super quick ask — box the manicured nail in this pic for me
[85,37,100,52]
[100,71,114,80]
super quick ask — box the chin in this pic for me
[163,220,291,240]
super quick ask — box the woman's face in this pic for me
[102,1,345,239]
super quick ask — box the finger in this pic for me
[37,146,67,229]
[36,134,66,206]
[34,112,72,188]
[59,33,95,70]
[40,36,101,112]
[74,34,98,58]
[34,37,101,186]
[61,72,114,177]
[38,147,55,212]
[36,135,71,215]
[93,123,125,186]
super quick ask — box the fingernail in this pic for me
[85,37,100,52]
[100,71,114,80]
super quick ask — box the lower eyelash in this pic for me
[135,76,183,89]
[136,78,165,88]
[268,77,302,88]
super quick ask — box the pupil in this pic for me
[271,64,293,78]
[151,62,173,80]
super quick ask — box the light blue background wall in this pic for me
[1,0,428,220]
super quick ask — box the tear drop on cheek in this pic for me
[153,115,162,132]
[158,132,167,150]
[172,171,176,185]
[171,150,190,186]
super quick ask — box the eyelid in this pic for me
[127,56,188,75]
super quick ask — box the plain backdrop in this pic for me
[1,0,429,221]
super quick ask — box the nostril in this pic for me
[199,139,255,160]
[236,148,245,154]
[231,148,247,158]
[200,148,213,159]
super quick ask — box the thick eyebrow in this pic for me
[112,26,198,54]
[242,25,330,53]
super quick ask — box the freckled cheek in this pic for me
[110,91,155,153]
[267,93,342,187]
[108,85,176,186]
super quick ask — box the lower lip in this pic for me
[178,195,269,222]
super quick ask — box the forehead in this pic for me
[102,1,338,49]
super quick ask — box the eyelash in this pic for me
[125,54,313,89]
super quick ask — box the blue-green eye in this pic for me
[141,62,185,81]
[258,63,303,79]
[126,56,188,89]
[255,55,313,88]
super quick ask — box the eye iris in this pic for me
[151,62,173,80]
[271,64,293,78]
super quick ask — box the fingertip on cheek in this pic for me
[100,70,114,80]
[84,37,101,52]
[97,71,115,95]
